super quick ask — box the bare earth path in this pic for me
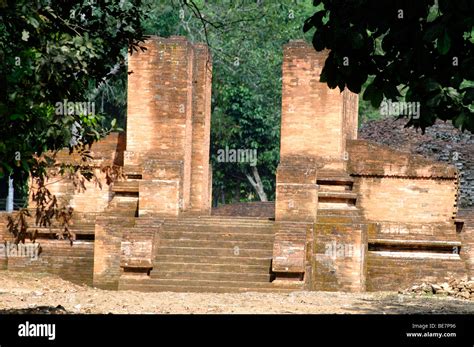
[0,271,473,314]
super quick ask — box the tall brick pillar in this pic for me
[279,40,358,168]
[126,36,212,216]
[189,43,212,214]
[461,223,474,280]
[273,40,360,287]
[275,40,359,221]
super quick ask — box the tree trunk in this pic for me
[245,166,268,201]
[6,176,14,212]
[212,187,219,208]
[220,188,225,204]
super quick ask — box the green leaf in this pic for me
[423,24,442,42]
[424,80,441,92]
[351,32,364,49]
[2,163,13,175]
[427,94,442,107]
[303,17,314,33]
[10,114,23,120]
[462,87,474,104]
[437,30,451,55]
[454,112,466,130]
[312,30,325,51]
[28,16,40,29]
[363,83,383,108]
[347,77,362,93]
[21,160,30,172]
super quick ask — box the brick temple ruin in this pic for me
[1,36,473,293]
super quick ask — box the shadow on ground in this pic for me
[0,305,69,314]
[344,293,474,314]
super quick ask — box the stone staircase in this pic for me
[315,169,363,227]
[317,170,357,209]
[315,169,364,229]
[313,170,367,292]
[25,210,98,240]
[119,216,299,292]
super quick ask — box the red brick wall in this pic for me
[7,240,94,285]
[275,164,318,222]
[367,252,466,291]
[462,226,474,280]
[313,223,367,292]
[139,160,182,216]
[356,177,458,223]
[347,140,458,223]
[190,43,212,213]
[29,132,125,213]
[346,139,468,289]
[347,139,458,178]
[2,133,124,286]
[280,40,355,163]
[183,38,194,211]
[211,201,275,218]
[126,36,212,216]
[93,216,135,289]
[342,89,359,143]
[38,169,113,213]
[127,37,192,161]
[126,37,193,215]
[359,118,474,207]
[0,212,95,285]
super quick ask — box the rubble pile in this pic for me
[401,279,474,300]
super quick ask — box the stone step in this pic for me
[317,202,357,210]
[274,222,313,231]
[129,278,278,288]
[27,226,95,235]
[367,233,460,244]
[315,222,368,228]
[112,181,139,194]
[118,281,298,293]
[107,201,138,209]
[275,221,313,226]
[118,277,300,291]
[164,219,275,228]
[317,171,354,189]
[369,238,462,248]
[167,214,271,222]
[154,254,271,266]
[161,224,275,234]
[151,270,272,282]
[105,198,138,216]
[317,170,354,180]
[318,191,358,201]
[29,221,95,228]
[123,165,142,177]
[152,262,271,273]
[160,231,275,242]
[95,216,136,225]
[23,218,98,228]
[176,215,272,221]
[318,185,353,192]
[316,215,363,224]
[158,239,274,250]
[317,206,360,215]
[156,247,272,258]
[104,211,137,218]
[133,219,164,227]
[129,227,162,236]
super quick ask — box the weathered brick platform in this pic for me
[1,37,472,293]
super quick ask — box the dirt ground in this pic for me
[0,271,473,314]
